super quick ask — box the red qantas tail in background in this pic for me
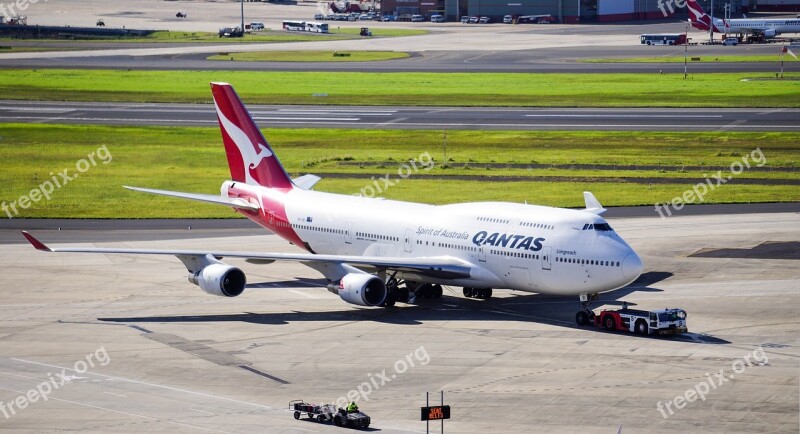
[687,0,713,31]
[211,82,294,190]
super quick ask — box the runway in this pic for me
[3,100,799,131]
[0,211,797,433]
[2,45,799,73]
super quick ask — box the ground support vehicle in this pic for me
[290,400,371,429]
[576,306,687,336]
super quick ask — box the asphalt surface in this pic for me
[3,101,799,131]
[2,212,798,432]
[3,45,799,73]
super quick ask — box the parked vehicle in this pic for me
[411,14,424,22]
[479,16,491,24]
[218,26,244,37]
[250,22,265,30]
[460,16,469,23]
[431,14,444,23]
[468,16,479,23]
[503,15,513,24]
[723,36,739,45]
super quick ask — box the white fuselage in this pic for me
[715,17,800,35]
[229,182,644,297]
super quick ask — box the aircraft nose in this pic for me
[622,252,644,281]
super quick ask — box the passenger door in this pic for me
[541,246,552,270]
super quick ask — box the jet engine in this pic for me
[188,263,246,297]
[331,273,387,306]
[763,29,776,38]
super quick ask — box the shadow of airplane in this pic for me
[99,272,728,344]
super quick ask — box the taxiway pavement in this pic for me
[0,212,798,432]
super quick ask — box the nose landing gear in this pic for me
[575,292,599,325]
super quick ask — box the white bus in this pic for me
[282,20,306,31]
[640,33,687,45]
[282,20,329,33]
[305,21,329,33]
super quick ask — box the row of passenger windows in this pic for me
[477,217,510,224]
[520,221,553,230]
[357,232,399,242]
[295,224,345,235]
[582,223,614,232]
[557,257,620,267]
[491,249,539,260]
[416,240,478,252]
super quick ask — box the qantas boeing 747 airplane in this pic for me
[688,0,800,38]
[23,83,643,324]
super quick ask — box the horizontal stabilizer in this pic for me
[292,174,322,190]
[124,186,259,211]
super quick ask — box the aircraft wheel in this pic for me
[576,311,589,326]
[432,284,443,298]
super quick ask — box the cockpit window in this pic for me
[582,223,613,231]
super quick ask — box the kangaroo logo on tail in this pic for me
[215,105,274,186]
[211,82,293,190]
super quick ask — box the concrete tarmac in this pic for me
[0,212,798,432]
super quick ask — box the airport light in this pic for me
[684,21,689,79]
[709,0,714,44]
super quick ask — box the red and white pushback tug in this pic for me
[576,304,688,336]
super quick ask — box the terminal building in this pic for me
[383,0,800,23]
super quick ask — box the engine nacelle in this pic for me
[188,263,246,297]
[764,29,776,38]
[333,273,387,307]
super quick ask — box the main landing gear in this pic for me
[463,287,492,300]
[382,275,443,307]
[575,293,599,326]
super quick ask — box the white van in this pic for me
[250,22,265,31]
[431,14,444,23]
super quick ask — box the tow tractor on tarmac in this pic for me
[290,400,371,429]
[576,302,687,336]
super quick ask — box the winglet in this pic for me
[21,231,52,251]
[583,192,607,215]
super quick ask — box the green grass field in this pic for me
[1,124,797,218]
[207,50,409,62]
[1,69,798,107]
[585,55,800,63]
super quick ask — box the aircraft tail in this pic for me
[210,82,293,189]
[687,0,712,30]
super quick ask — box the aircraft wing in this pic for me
[21,232,473,279]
